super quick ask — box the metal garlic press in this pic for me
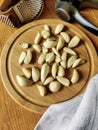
[0,0,44,27]
[55,0,98,36]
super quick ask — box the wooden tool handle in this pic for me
[0,0,19,11]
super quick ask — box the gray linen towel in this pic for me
[34,74,98,130]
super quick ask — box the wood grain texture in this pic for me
[0,0,98,129]
[1,19,98,114]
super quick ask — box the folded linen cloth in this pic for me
[34,74,98,130]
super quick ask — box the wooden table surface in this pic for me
[0,0,98,130]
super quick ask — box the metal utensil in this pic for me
[0,0,44,27]
[55,0,98,36]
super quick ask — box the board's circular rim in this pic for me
[0,19,98,114]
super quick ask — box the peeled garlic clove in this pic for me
[16,75,33,87]
[44,77,54,85]
[51,62,59,78]
[41,30,51,39]
[22,68,32,79]
[46,52,55,63]
[42,46,48,53]
[57,35,65,51]
[32,66,40,82]
[81,59,86,64]
[63,47,77,55]
[19,42,29,49]
[55,56,61,63]
[33,44,42,53]
[49,81,61,92]
[43,41,57,48]
[55,23,65,34]
[44,25,50,32]
[52,47,61,57]
[58,66,65,77]
[60,60,67,69]
[24,49,32,64]
[68,35,80,48]
[61,51,67,61]
[46,37,56,41]
[38,53,46,64]
[41,63,50,83]
[72,58,86,68]
[67,55,78,68]
[71,69,79,83]
[60,32,70,43]
[37,85,47,96]
[19,51,26,64]
[56,77,70,87]
[34,32,42,44]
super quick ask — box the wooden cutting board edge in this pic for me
[0,19,98,114]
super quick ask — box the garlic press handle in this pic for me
[78,0,98,9]
[0,0,19,11]
[74,9,98,35]
[55,0,98,36]
[69,0,98,9]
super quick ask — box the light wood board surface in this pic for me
[0,0,98,129]
[0,19,98,114]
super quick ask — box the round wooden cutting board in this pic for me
[0,19,98,114]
